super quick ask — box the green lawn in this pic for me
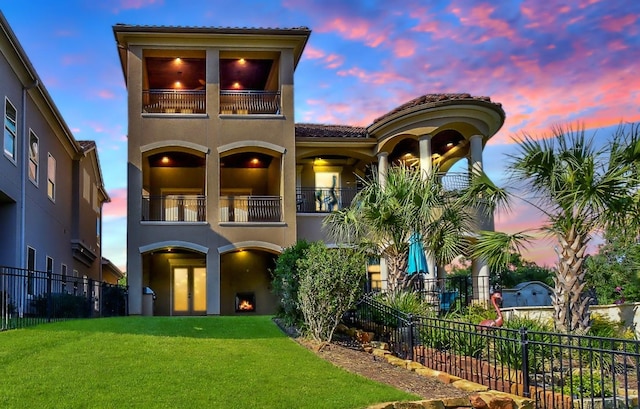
[0,316,417,408]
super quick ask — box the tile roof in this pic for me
[113,24,310,35]
[372,93,504,124]
[295,123,369,139]
[78,140,96,152]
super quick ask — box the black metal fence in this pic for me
[1,266,128,331]
[365,275,471,315]
[347,294,640,409]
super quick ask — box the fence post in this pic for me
[46,271,52,323]
[519,327,531,398]
[407,313,414,361]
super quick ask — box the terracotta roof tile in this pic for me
[295,123,368,138]
[78,140,96,152]
[372,93,504,124]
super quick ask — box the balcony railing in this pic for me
[220,196,282,222]
[142,89,206,114]
[219,90,281,115]
[438,172,470,191]
[296,187,358,213]
[142,195,206,222]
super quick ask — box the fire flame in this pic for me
[238,300,254,311]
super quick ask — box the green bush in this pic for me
[31,293,91,318]
[297,242,366,342]
[560,372,613,398]
[373,291,433,317]
[271,240,310,326]
[101,285,127,316]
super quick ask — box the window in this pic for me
[46,256,53,275]
[61,264,68,293]
[29,130,39,184]
[4,98,17,161]
[27,247,36,295]
[83,168,90,202]
[47,153,56,200]
[96,216,101,245]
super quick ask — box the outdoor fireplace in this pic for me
[235,292,256,312]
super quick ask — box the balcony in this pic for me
[142,195,206,222]
[142,90,206,114]
[219,91,280,115]
[220,196,282,223]
[296,188,358,213]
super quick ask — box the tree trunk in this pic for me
[385,251,409,293]
[552,227,591,333]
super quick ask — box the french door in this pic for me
[172,266,207,315]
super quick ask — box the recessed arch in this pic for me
[141,140,209,154]
[139,241,209,255]
[218,240,282,255]
[218,140,285,155]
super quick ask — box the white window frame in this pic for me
[4,98,17,162]
[47,153,56,201]
[29,130,39,185]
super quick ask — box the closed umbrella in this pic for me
[407,232,428,275]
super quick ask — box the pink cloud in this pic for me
[61,54,86,66]
[98,90,115,99]
[317,17,388,48]
[336,66,409,85]
[113,0,163,12]
[303,45,326,60]
[392,38,416,58]
[103,188,127,219]
[600,14,637,32]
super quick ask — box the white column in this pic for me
[469,134,484,176]
[419,134,433,177]
[377,151,388,189]
[208,251,221,315]
[469,134,492,303]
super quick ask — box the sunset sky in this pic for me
[2,0,639,271]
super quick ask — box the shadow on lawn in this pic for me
[26,316,289,340]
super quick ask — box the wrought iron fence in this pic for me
[1,266,128,331]
[219,195,282,222]
[142,89,206,114]
[219,90,280,115]
[347,295,640,409]
[142,195,206,222]
[296,187,359,213]
[365,275,471,315]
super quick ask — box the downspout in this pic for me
[19,79,39,269]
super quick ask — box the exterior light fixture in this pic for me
[232,82,241,89]
[161,156,170,164]
[238,58,246,64]
[446,142,454,148]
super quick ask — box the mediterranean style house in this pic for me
[0,11,112,284]
[113,24,505,316]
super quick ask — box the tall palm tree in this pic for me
[506,124,637,333]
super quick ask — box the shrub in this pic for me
[297,242,366,342]
[373,290,433,317]
[101,285,127,316]
[270,240,310,326]
[31,293,91,318]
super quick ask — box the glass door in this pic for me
[172,266,207,315]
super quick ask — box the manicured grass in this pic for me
[0,316,417,408]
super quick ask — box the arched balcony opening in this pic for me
[142,150,206,222]
[219,151,282,222]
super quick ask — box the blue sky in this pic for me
[2,0,639,270]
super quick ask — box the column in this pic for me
[418,134,433,177]
[469,134,484,176]
[207,250,221,315]
[377,151,388,189]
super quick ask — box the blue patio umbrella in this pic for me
[407,232,429,275]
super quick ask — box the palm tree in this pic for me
[323,163,492,293]
[505,124,638,333]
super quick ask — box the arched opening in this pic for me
[219,249,278,315]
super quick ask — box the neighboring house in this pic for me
[0,12,110,285]
[102,257,125,285]
[113,24,505,316]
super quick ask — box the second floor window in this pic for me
[29,131,39,184]
[4,98,17,161]
[47,153,56,200]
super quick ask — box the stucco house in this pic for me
[113,24,505,316]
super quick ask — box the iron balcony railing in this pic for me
[220,195,282,222]
[437,171,470,191]
[219,90,281,115]
[142,89,206,114]
[347,295,640,409]
[1,266,127,330]
[142,195,206,222]
[296,187,359,213]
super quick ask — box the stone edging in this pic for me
[336,325,534,409]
